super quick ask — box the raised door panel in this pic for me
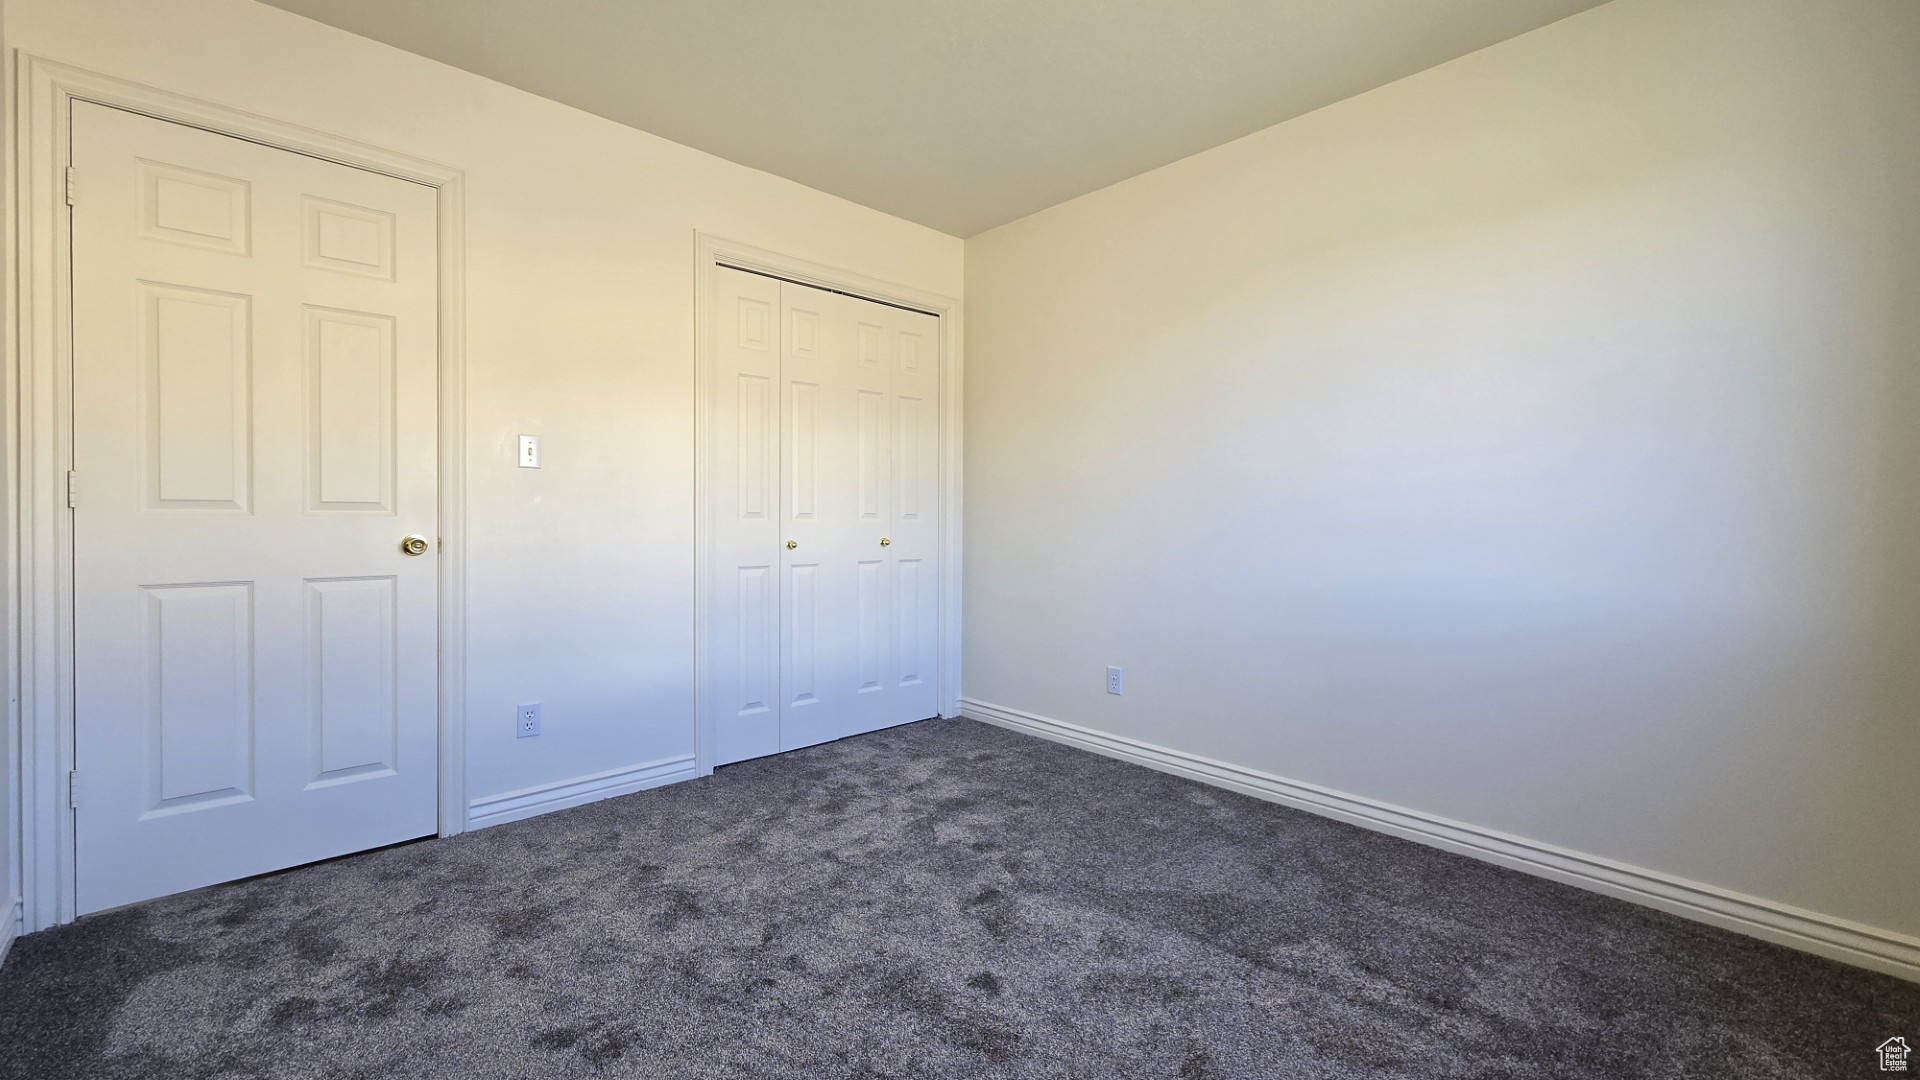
[306,577,399,786]
[734,566,776,716]
[786,562,821,711]
[857,390,885,523]
[142,283,252,512]
[788,382,820,522]
[139,160,251,255]
[857,558,886,695]
[896,326,926,378]
[306,307,395,512]
[893,558,928,691]
[143,583,254,814]
[857,320,884,370]
[789,305,820,360]
[303,196,396,280]
[737,374,772,521]
[737,294,772,351]
[894,394,927,525]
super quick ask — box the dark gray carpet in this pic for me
[0,718,1911,1079]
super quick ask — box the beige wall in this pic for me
[4,0,961,827]
[964,0,1920,949]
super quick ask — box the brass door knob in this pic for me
[400,534,430,556]
[879,537,891,547]
[786,539,798,550]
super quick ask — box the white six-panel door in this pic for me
[710,267,940,764]
[70,102,440,913]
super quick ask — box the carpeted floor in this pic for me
[0,718,1911,1079]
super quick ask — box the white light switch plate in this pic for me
[518,434,540,468]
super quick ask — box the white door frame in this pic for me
[692,233,962,774]
[7,55,470,931]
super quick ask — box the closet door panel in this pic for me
[779,286,867,751]
[888,307,942,724]
[709,268,783,765]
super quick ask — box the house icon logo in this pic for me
[1882,1037,1912,1072]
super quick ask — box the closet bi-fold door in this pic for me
[708,267,939,766]
[886,303,941,729]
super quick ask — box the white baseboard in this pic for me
[961,698,1920,983]
[0,897,19,969]
[467,754,700,831]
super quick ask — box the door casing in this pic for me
[8,55,470,931]
[693,233,963,776]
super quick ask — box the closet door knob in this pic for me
[786,539,798,550]
[879,537,891,547]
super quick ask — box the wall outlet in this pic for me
[517,434,541,468]
[1106,666,1124,695]
[516,702,542,738]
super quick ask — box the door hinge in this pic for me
[68,770,80,809]
[66,470,78,509]
[65,167,77,207]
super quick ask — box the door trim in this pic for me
[692,233,962,775]
[7,55,470,931]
